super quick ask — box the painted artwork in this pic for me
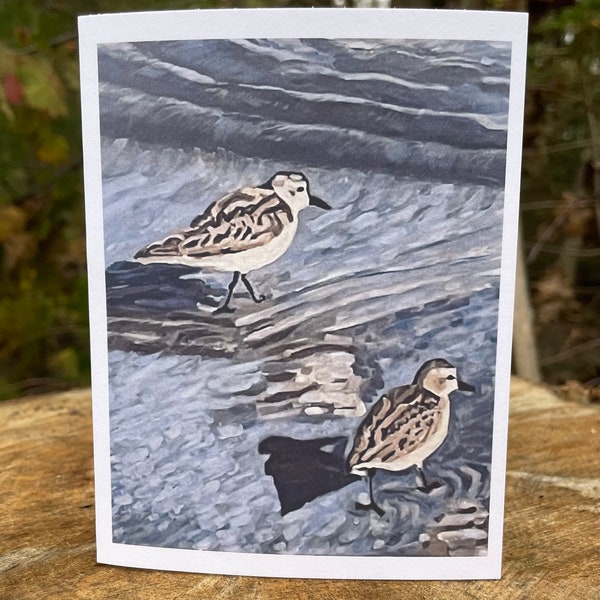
[80,9,527,579]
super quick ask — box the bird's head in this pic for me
[260,172,331,212]
[413,358,475,398]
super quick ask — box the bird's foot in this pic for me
[417,481,443,494]
[355,501,385,517]
[240,274,266,305]
[213,304,235,315]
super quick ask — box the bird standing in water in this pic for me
[347,358,474,516]
[134,171,330,313]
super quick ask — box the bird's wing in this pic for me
[378,387,444,459]
[135,188,293,260]
[347,385,442,469]
[347,386,412,469]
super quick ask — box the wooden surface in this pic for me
[1,378,598,599]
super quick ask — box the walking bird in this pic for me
[134,171,330,313]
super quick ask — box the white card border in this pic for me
[79,7,528,580]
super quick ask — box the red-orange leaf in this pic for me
[2,73,23,105]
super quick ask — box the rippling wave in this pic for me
[99,38,510,185]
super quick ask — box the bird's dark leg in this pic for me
[355,470,385,516]
[214,271,240,314]
[241,273,266,304]
[416,465,442,494]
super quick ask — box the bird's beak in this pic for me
[309,195,331,210]
[458,380,475,392]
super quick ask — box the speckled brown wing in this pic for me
[134,188,293,260]
[347,385,443,472]
[347,385,412,471]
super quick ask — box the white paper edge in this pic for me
[486,10,528,579]
[79,7,529,580]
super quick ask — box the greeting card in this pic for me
[79,7,528,579]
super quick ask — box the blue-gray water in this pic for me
[100,37,510,556]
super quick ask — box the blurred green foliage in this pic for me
[524,0,599,226]
[0,1,86,399]
[522,0,600,382]
[0,0,598,398]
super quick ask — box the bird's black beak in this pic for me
[458,380,475,392]
[309,195,331,210]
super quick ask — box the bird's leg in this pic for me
[416,465,442,494]
[355,470,385,516]
[214,271,240,314]
[368,471,385,516]
[241,273,266,304]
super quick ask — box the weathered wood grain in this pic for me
[1,378,598,599]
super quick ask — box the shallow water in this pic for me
[100,37,510,556]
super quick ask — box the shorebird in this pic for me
[347,358,474,516]
[134,171,330,313]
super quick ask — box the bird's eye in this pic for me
[297,186,305,193]
[446,375,456,380]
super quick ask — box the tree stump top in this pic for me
[1,378,598,599]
